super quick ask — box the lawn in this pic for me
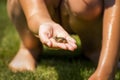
[0,1,120,80]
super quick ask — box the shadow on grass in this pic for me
[36,48,96,80]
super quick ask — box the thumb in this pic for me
[38,25,52,46]
[39,32,52,46]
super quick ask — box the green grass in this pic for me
[0,1,120,80]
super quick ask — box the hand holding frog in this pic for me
[39,22,77,51]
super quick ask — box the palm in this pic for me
[39,22,77,51]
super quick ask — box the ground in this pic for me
[0,1,120,80]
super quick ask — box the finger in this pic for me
[65,44,74,51]
[68,40,77,49]
[66,36,77,49]
[49,38,68,50]
[66,36,76,44]
[65,43,77,51]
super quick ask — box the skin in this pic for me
[54,37,68,43]
[7,0,120,79]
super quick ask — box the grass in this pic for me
[0,1,120,80]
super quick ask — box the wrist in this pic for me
[27,14,53,35]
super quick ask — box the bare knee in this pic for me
[7,0,26,25]
[68,0,103,20]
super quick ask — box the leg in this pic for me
[62,0,103,64]
[7,0,43,72]
[67,0,118,79]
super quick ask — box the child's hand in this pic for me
[38,22,77,51]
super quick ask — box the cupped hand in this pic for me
[38,22,77,51]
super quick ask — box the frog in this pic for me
[54,36,67,43]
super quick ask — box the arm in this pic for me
[19,0,77,51]
[19,0,53,35]
[96,0,120,79]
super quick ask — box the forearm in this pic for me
[97,0,120,77]
[19,0,53,35]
